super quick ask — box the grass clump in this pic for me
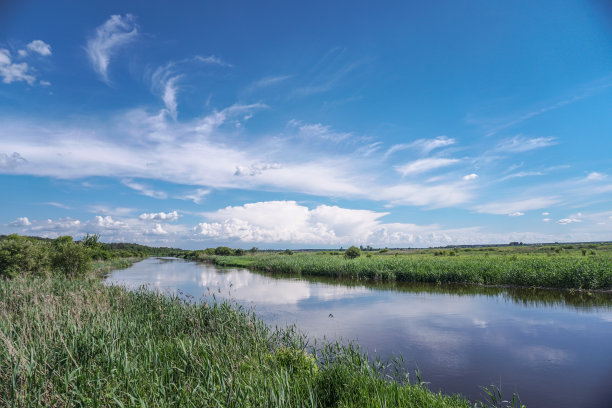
[0,275,479,407]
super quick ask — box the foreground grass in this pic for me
[203,252,612,290]
[0,275,485,407]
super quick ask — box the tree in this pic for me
[214,246,232,256]
[344,246,361,259]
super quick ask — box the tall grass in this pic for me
[0,275,484,407]
[209,253,612,290]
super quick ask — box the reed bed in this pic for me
[211,253,612,290]
[0,275,480,407]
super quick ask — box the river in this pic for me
[105,257,612,407]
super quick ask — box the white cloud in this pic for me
[0,109,472,209]
[542,218,551,222]
[234,162,281,177]
[385,136,455,159]
[0,49,35,84]
[463,173,478,181]
[395,158,460,176]
[149,223,168,235]
[8,217,31,227]
[26,40,52,56]
[0,152,26,169]
[542,212,550,216]
[193,55,231,67]
[496,136,557,153]
[290,120,351,142]
[585,172,606,181]
[557,217,582,225]
[40,80,51,86]
[139,211,179,221]
[178,188,210,204]
[196,200,443,245]
[508,212,524,217]
[122,179,168,199]
[476,197,560,215]
[85,14,139,83]
[245,75,291,94]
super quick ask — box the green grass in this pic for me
[200,251,612,290]
[0,275,491,407]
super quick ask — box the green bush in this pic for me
[344,246,361,259]
[0,234,49,278]
[51,237,92,277]
[214,246,232,256]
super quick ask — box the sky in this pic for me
[1,0,611,249]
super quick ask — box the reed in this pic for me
[206,253,612,290]
[0,275,484,407]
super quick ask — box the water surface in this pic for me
[105,258,612,408]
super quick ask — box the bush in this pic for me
[344,246,361,259]
[214,246,232,256]
[234,248,245,256]
[51,237,92,277]
[283,249,294,255]
[0,234,49,278]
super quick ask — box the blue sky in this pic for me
[1,0,611,248]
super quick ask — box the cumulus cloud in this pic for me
[395,158,460,177]
[7,217,31,227]
[0,152,26,169]
[0,49,35,84]
[85,14,139,83]
[26,40,52,56]
[496,136,557,153]
[139,211,179,221]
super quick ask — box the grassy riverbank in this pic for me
[0,275,496,408]
[190,247,612,290]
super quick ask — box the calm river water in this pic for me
[105,257,612,408]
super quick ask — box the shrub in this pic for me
[0,234,49,278]
[214,246,232,256]
[283,249,294,255]
[51,237,92,277]
[234,248,245,256]
[344,246,361,259]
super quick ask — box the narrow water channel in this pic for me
[105,257,612,408]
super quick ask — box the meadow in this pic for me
[186,243,612,291]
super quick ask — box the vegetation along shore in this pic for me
[183,243,612,291]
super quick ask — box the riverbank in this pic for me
[190,251,612,291]
[0,273,505,407]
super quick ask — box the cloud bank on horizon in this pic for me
[1,1,611,248]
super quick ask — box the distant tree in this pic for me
[344,246,361,259]
[249,246,258,254]
[234,248,245,256]
[283,249,294,255]
[214,246,232,256]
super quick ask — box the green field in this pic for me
[186,243,612,291]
